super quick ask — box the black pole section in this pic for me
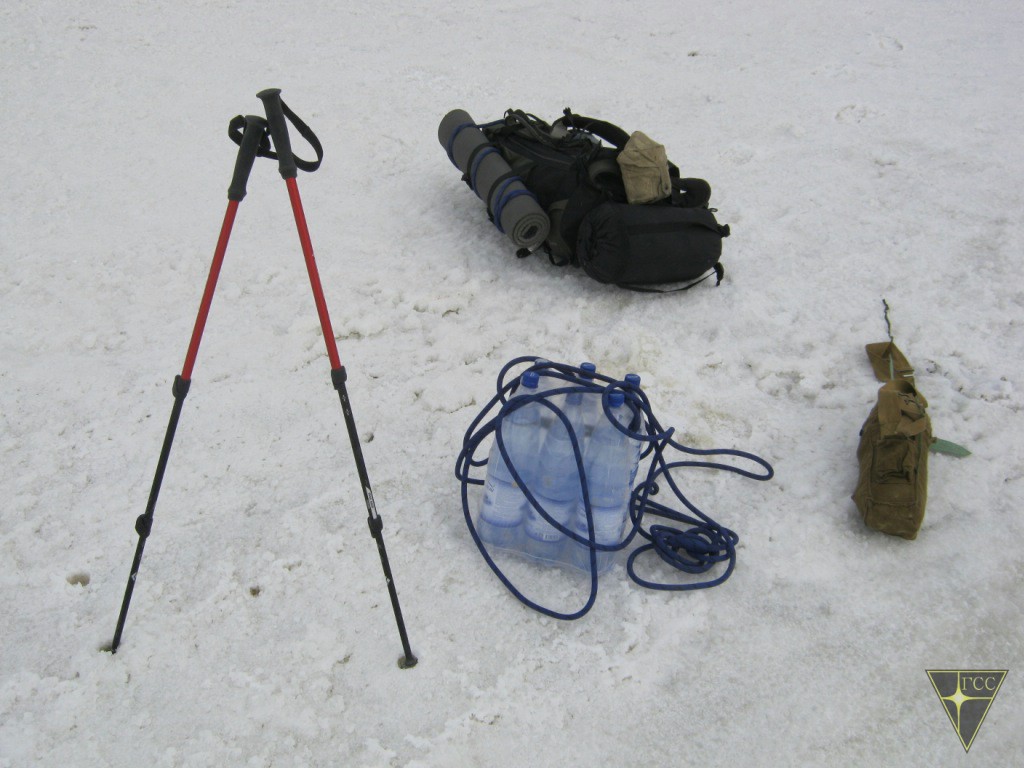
[332,368,418,668]
[258,87,416,668]
[256,88,297,179]
[255,88,415,667]
[110,376,190,652]
[109,115,265,654]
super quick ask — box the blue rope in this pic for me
[454,357,774,618]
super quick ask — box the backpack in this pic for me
[440,108,729,292]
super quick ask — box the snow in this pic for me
[2,1,1022,765]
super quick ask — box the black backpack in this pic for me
[474,109,729,291]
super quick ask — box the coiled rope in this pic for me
[454,357,774,618]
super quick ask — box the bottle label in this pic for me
[480,477,526,526]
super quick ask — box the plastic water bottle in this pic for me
[532,358,563,429]
[578,361,602,438]
[571,391,633,571]
[623,373,644,485]
[478,371,542,548]
[522,390,586,561]
[571,509,624,573]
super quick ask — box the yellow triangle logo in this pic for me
[927,670,1007,752]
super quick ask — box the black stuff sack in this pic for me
[576,202,727,290]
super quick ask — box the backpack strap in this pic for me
[464,144,500,193]
[557,109,631,148]
[560,111,714,209]
[618,263,724,293]
[494,110,557,144]
[483,170,518,215]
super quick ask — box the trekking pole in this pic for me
[256,88,417,669]
[110,114,269,653]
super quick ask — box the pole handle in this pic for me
[256,88,297,179]
[255,88,323,178]
[226,115,269,201]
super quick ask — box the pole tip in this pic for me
[398,654,418,669]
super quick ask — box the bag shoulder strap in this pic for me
[865,341,914,382]
[555,109,631,148]
[865,341,930,438]
[876,379,930,437]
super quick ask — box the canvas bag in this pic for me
[851,342,932,539]
[616,130,672,204]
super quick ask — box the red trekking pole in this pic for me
[110,91,416,669]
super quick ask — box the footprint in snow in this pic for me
[875,34,904,52]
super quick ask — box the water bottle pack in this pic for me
[476,367,638,574]
[456,357,774,619]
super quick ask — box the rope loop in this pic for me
[455,357,773,618]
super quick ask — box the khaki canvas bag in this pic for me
[852,342,932,539]
[616,131,673,204]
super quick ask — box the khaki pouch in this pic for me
[852,342,932,539]
[616,131,672,204]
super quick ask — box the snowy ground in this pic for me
[2,1,1022,766]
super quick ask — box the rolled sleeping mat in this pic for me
[439,109,549,250]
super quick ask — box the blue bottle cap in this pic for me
[521,371,540,389]
[608,391,625,407]
[625,373,641,386]
[580,362,597,377]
